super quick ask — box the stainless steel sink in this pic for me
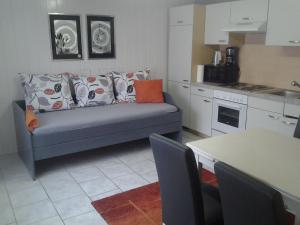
[267,90,300,98]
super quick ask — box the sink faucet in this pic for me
[291,81,300,88]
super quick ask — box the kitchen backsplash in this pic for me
[238,34,300,91]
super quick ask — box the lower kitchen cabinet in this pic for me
[168,81,191,128]
[247,107,297,137]
[190,94,212,136]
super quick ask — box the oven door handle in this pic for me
[215,101,243,111]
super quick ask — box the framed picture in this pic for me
[87,16,115,59]
[49,14,83,60]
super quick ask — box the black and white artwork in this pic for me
[49,14,83,60]
[87,16,115,59]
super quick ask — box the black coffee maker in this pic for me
[224,47,240,83]
[226,47,239,65]
[204,47,240,84]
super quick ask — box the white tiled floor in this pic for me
[0,131,201,225]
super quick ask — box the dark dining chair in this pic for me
[214,161,288,225]
[149,133,223,225]
[294,116,300,138]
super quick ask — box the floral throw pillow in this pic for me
[110,70,149,103]
[19,73,75,113]
[71,75,115,107]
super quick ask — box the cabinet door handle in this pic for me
[183,79,189,82]
[197,88,205,92]
[182,86,189,89]
[242,17,250,21]
[289,40,300,44]
[203,100,211,103]
[268,115,279,120]
[177,20,183,24]
[218,40,226,43]
[282,120,296,126]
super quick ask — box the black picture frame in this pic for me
[87,16,115,59]
[49,14,83,60]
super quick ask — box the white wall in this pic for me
[0,0,193,155]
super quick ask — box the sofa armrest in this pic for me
[163,92,177,106]
[13,101,36,179]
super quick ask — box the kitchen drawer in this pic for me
[247,107,297,137]
[248,96,284,114]
[191,86,213,98]
[284,103,300,118]
[169,5,194,26]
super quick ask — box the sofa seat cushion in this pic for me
[32,103,178,148]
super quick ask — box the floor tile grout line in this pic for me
[64,160,120,198]
[0,169,18,225]
[61,209,99,223]
[111,160,150,184]
[108,167,151,191]
[61,158,127,223]
[6,186,49,210]
[89,188,122,202]
[59,207,95,221]
[68,165,106,184]
[115,152,156,186]
[121,159,156,185]
[0,141,169,225]
[39,177,67,225]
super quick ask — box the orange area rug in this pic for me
[92,168,296,225]
[92,169,218,225]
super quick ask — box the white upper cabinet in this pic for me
[205,3,231,45]
[168,25,193,83]
[169,5,194,26]
[230,0,269,24]
[266,0,300,46]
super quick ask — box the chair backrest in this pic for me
[294,116,300,138]
[149,133,204,225]
[214,161,288,225]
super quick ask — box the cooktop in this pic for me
[218,82,272,92]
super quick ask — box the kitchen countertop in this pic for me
[192,82,300,105]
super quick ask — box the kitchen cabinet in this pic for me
[169,4,194,26]
[248,96,284,114]
[190,94,213,136]
[230,0,269,25]
[168,25,193,83]
[191,86,213,99]
[247,107,297,137]
[266,0,300,46]
[168,4,213,84]
[168,81,191,127]
[205,3,231,45]
[168,4,213,129]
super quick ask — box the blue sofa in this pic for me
[13,93,182,179]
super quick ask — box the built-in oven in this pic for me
[212,90,248,134]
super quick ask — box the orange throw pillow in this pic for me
[134,80,164,103]
[25,109,39,132]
